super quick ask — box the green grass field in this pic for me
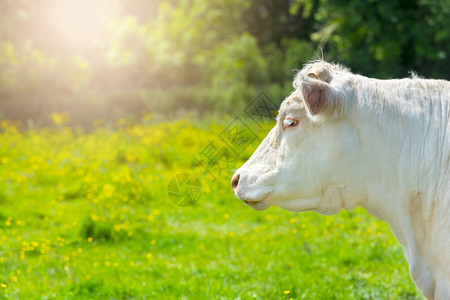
[0,116,423,299]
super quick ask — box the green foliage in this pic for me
[263,38,315,101]
[107,0,254,87]
[311,0,450,78]
[0,42,61,93]
[0,118,423,298]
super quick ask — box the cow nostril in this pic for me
[231,174,240,190]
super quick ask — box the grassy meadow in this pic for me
[0,115,423,299]
[0,0,446,298]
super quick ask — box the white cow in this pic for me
[231,61,450,299]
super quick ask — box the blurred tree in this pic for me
[244,0,319,46]
[106,0,269,108]
[308,0,450,78]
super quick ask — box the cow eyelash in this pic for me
[282,118,299,129]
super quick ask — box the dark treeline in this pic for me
[0,0,449,126]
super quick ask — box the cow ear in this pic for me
[301,76,332,116]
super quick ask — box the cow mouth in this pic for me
[241,193,271,211]
[232,180,272,210]
[243,199,270,210]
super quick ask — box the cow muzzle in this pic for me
[231,172,271,210]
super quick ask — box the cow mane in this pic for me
[296,61,450,125]
[297,60,450,120]
[345,65,450,196]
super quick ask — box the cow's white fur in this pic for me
[232,61,450,299]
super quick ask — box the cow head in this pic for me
[231,62,362,215]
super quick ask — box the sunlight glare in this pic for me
[42,0,113,53]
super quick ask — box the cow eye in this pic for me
[282,118,299,129]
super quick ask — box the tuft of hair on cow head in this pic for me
[305,63,332,83]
